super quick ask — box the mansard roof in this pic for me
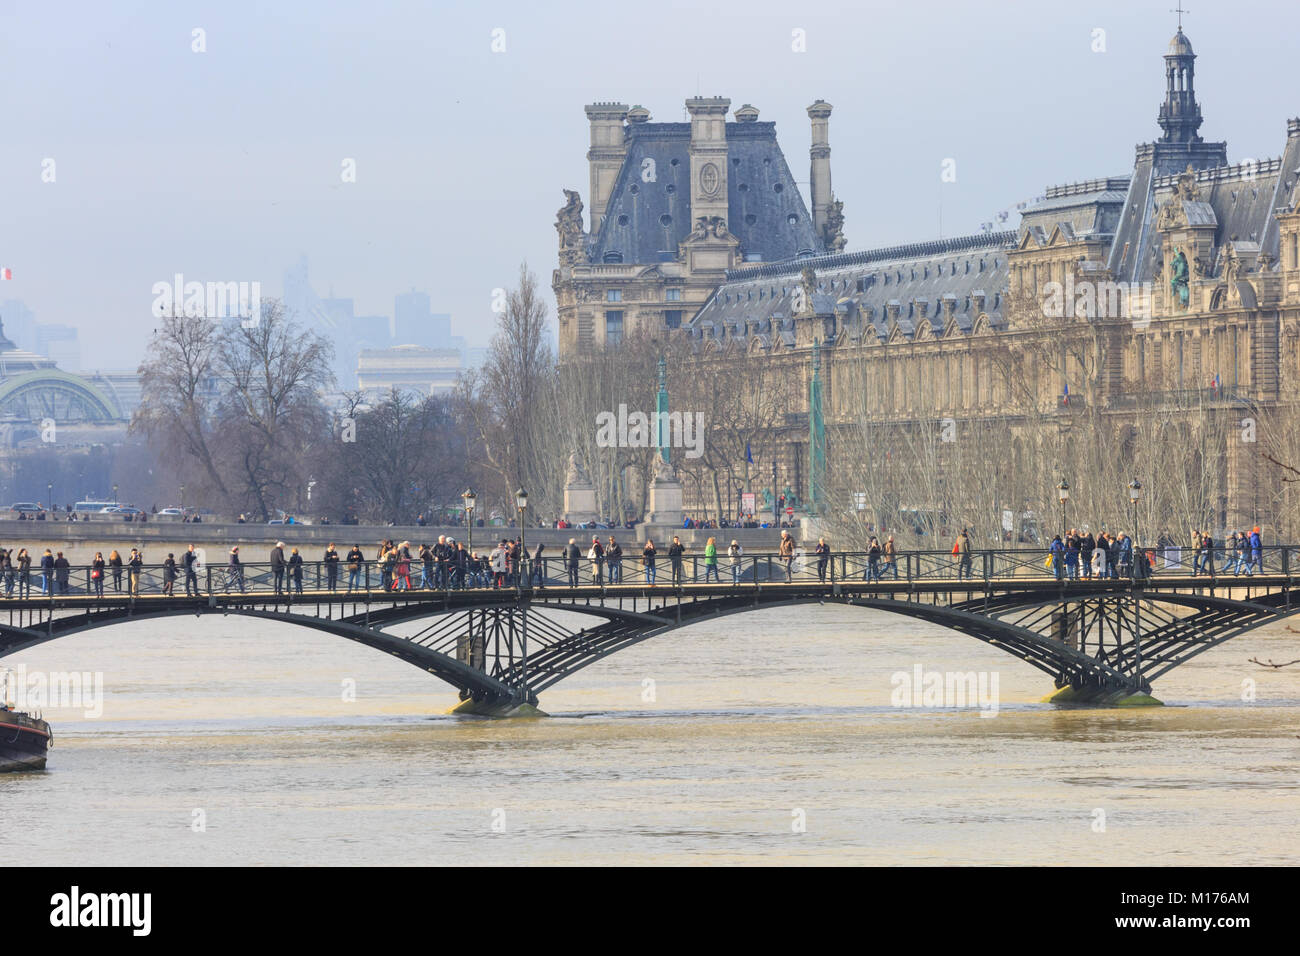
[689,231,1014,345]
[588,120,823,266]
[1018,177,1130,239]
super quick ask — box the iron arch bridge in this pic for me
[1,549,1297,712]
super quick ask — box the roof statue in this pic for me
[556,189,586,265]
[822,195,846,252]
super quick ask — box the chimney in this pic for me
[807,100,833,239]
[686,96,731,228]
[584,102,629,231]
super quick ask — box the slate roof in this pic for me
[689,232,1014,346]
[1018,178,1129,240]
[588,120,824,265]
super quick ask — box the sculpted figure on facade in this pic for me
[556,189,586,265]
[823,196,847,252]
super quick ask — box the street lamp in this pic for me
[180,485,185,512]
[1128,479,1143,578]
[771,461,779,525]
[1128,477,1147,689]
[47,483,53,518]
[462,488,476,552]
[112,484,118,506]
[515,487,531,705]
[515,488,529,589]
[1056,478,1069,538]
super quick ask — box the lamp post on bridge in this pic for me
[1129,479,1143,578]
[462,488,476,553]
[515,488,528,590]
[1056,478,1069,539]
[515,486,531,707]
[1128,476,1146,691]
[771,461,778,526]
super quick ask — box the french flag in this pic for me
[1062,382,1070,406]
[0,268,11,280]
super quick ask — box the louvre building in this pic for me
[554,28,1300,535]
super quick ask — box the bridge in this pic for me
[0,547,1294,714]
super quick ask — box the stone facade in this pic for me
[554,98,830,355]
[554,30,1300,534]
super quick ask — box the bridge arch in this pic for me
[2,584,1293,708]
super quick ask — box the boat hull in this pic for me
[0,714,51,772]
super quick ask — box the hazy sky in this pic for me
[2,0,1295,371]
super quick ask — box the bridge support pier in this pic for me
[1041,685,1163,707]
[446,697,548,718]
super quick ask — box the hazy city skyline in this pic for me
[3,0,1295,370]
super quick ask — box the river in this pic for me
[3,605,1297,865]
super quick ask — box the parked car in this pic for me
[101,505,144,521]
[8,502,40,517]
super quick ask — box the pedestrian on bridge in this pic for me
[270,542,287,594]
[867,537,882,582]
[1064,532,1079,581]
[642,539,657,585]
[226,547,244,592]
[434,535,452,589]
[184,544,201,596]
[532,542,546,588]
[109,549,123,592]
[1049,535,1065,580]
[814,537,830,582]
[1233,531,1250,575]
[0,549,12,597]
[955,529,973,581]
[91,552,105,598]
[884,535,899,579]
[607,536,622,584]
[55,552,70,595]
[728,540,743,584]
[669,536,686,586]
[454,541,468,589]
[40,548,53,595]
[564,539,580,587]
[16,548,31,597]
[1250,527,1264,575]
[346,546,364,592]
[704,537,720,583]
[1115,533,1132,578]
[589,536,605,586]
[323,544,339,592]
[162,553,177,596]
[290,547,305,593]
[128,549,143,596]
[779,531,794,582]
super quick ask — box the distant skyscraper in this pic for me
[35,323,81,371]
[0,299,38,352]
[394,289,451,348]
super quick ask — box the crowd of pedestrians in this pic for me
[0,525,1276,599]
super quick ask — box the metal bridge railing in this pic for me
[0,546,1290,599]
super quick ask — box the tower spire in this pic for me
[1157,16,1202,145]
